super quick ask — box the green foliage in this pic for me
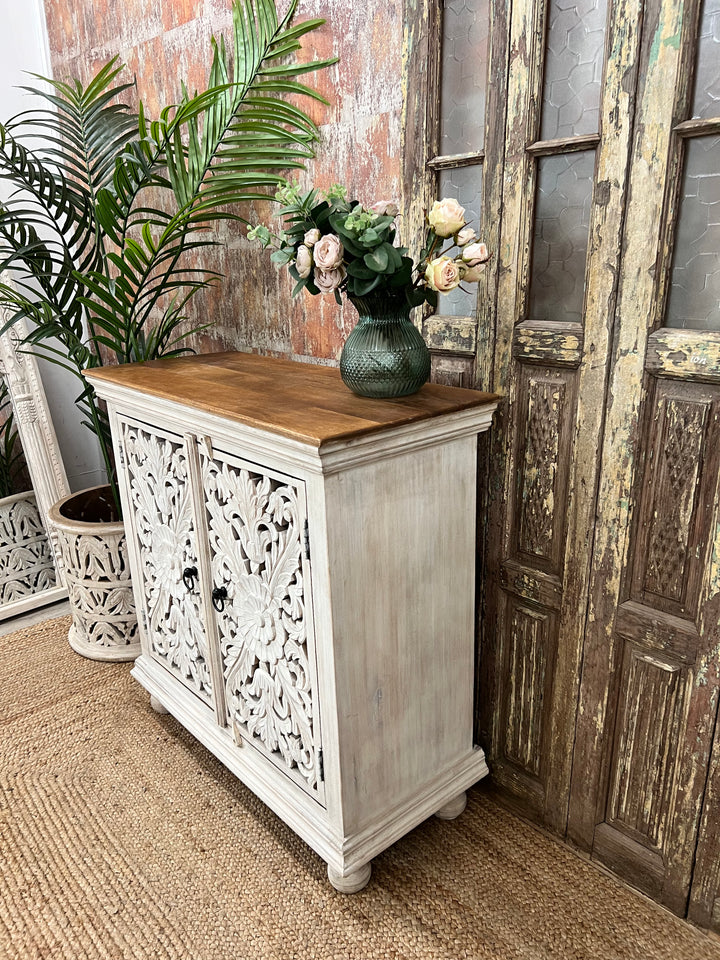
[0,379,26,499]
[0,0,336,513]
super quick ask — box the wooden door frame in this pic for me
[402,0,509,389]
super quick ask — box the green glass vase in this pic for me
[340,293,431,399]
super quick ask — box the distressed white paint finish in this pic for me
[0,313,69,621]
[435,791,468,820]
[90,367,497,893]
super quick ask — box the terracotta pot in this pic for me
[48,484,139,661]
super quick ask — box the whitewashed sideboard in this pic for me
[88,352,499,892]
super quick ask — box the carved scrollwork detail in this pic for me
[201,452,319,793]
[0,312,69,524]
[0,491,57,603]
[122,423,212,701]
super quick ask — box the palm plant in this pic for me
[0,0,335,514]
[0,378,26,499]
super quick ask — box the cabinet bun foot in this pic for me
[150,695,169,715]
[435,791,467,820]
[327,862,372,893]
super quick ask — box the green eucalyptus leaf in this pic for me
[364,245,389,274]
[360,227,379,245]
[270,247,294,265]
[352,275,382,297]
[347,259,375,280]
[406,287,426,308]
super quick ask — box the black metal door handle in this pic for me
[182,566,198,591]
[212,585,228,612]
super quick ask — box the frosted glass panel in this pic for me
[528,151,595,324]
[440,0,489,154]
[436,165,483,318]
[540,0,608,140]
[666,137,720,330]
[692,0,720,120]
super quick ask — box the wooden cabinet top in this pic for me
[87,351,499,448]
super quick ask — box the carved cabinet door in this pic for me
[196,441,325,803]
[118,418,215,708]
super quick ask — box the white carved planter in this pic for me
[0,490,57,605]
[48,484,140,661]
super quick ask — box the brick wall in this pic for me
[42,0,408,362]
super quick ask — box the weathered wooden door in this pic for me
[470,0,720,919]
[479,0,646,835]
[567,0,720,917]
[408,0,720,920]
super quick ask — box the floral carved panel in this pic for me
[122,422,213,703]
[200,449,321,797]
[0,491,57,604]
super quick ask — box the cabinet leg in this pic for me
[435,791,467,820]
[150,695,169,715]
[327,861,372,894]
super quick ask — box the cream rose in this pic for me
[424,255,461,293]
[314,265,346,294]
[313,233,344,270]
[456,227,477,246]
[295,244,313,279]
[428,198,466,238]
[303,228,321,247]
[369,200,399,217]
[462,241,490,266]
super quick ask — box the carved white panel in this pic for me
[200,448,321,797]
[121,421,213,703]
[0,301,69,619]
[0,490,57,603]
[0,311,69,537]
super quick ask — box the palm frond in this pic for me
[0,0,335,514]
[12,58,138,201]
[155,0,337,228]
[0,377,27,498]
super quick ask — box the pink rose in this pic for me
[369,200,399,217]
[428,198,466,238]
[304,228,321,247]
[313,233,344,270]
[314,265,346,294]
[456,227,477,246]
[460,261,487,283]
[295,244,313,279]
[462,242,490,266]
[424,255,461,292]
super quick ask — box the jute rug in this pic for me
[2,616,719,960]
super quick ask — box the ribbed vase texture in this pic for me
[339,295,431,398]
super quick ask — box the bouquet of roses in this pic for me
[249,180,490,308]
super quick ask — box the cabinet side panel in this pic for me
[324,436,479,833]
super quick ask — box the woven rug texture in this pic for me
[2,614,720,960]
